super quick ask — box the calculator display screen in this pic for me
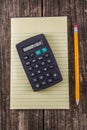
[23,40,43,52]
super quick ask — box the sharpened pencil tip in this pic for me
[76,100,79,105]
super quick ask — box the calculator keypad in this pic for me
[24,48,61,90]
[16,34,62,91]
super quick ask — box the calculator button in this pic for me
[45,53,49,58]
[24,55,29,60]
[35,84,40,88]
[39,75,44,80]
[31,72,35,77]
[26,61,31,66]
[48,78,53,83]
[35,64,39,69]
[38,56,43,60]
[35,50,41,56]
[41,61,45,66]
[37,70,41,74]
[32,59,37,63]
[43,67,47,71]
[41,81,46,86]
[49,64,54,69]
[32,78,37,82]
[29,66,33,71]
[47,59,52,63]
[45,73,50,77]
[53,73,59,80]
[30,53,35,57]
[41,47,48,53]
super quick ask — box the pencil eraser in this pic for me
[74,24,78,28]
[74,24,78,32]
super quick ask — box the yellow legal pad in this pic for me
[10,17,69,109]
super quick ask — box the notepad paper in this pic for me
[10,17,69,109]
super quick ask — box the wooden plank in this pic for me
[0,0,20,129]
[19,0,42,17]
[80,82,87,130]
[28,110,43,130]
[44,110,59,130]
[78,0,87,82]
[0,0,11,129]
[65,110,73,130]
[0,47,1,130]
[0,1,3,129]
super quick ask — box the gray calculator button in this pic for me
[41,61,45,65]
[41,81,46,86]
[45,53,49,58]
[47,59,52,63]
[24,55,29,60]
[32,78,37,82]
[32,59,37,63]
[39,75,44,80]
[38,56,43,60]
[37,70,41,74]
[26,61,30,66]
[35,84,40,88]
[43,67,47,71]
[35,64,39,68]
[53,73,57,77]
[30,53,35,57]
[48,78,53,83]
[53,73,58,80]
[29,66,33,71]
[46,73,50,77]
[49,64,54,69]
[31,72,35,77]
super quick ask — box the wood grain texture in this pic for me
[0,0,87,130]
[42,0,87,130]
[0,0,43,130]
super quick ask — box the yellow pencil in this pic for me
[74,24,80,105]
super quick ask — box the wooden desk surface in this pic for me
[0,0,87,130]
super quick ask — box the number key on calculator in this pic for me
[16,34,63,91]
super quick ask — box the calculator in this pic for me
[16,34,62,91]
